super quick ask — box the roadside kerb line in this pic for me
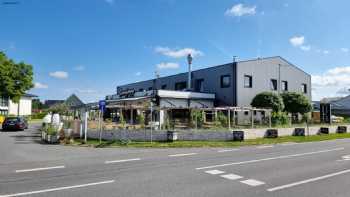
[218,149,239,153]
[105,158,141,164]
[168,153,198,157]
[267,169,350,192]
[196,147,344,170]
[257,145,274,149]
[0,180,115,197]
[15,166,65,173]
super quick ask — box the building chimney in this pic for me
[187,54,193,90]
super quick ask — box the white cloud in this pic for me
[105,0,114,4]
[312,66,350,87]
[289,36,305,47]
[225,4,256,17]
[341,48,349,53]
[312,66,350,99]
[336,87,350,95]
[34,82,48,89]
[300,45,311,51]
[135,72,141,76]
[156,62,179,70]
[155,46,203,58]
[73,65,85,71]
[49,71,68,79]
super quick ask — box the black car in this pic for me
[2,117,28,131]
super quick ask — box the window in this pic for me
[282,81,288,91]
[161,84,167,90]
[0,97,8,107]
[244,111,249,116]
[148,87,153,91]
[138,88,144,92]
[175,81,187,91]
[270,79,277,91]
[244,75,252,88]
[302,83,307,93]
[220,75,231,88]
[195,79,204,92]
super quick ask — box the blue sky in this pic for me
[1,0,350,102]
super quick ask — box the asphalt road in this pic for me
[1,123,350,197]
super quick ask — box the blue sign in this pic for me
[99,100,106,112]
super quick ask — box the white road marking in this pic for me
[196,147,344,170]
[15,166,65,173]
[281,142,298,146]
[267,169,350,192]
[221,174,243,180]
[218,149,239,153]
[241,179,265,186]
[205,170,225,175]
[0,180,115,197]
[105,158,141,164]
[168,153,197,157]
[257,145,274,149]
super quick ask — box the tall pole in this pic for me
[278,64,281,94]
[150,101,153,143]
[187,54,193,90]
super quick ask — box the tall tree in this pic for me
[0,51,34,103]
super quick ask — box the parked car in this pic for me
[2,117,28,131]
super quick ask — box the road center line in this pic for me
[105,158,141,164]
[196,147,344,170]
[0,180,115,197]
[15,166,65,173]
[267,169,350,192]
[168,153,197,157]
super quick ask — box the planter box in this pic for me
[167,131,178,142]
[294,128,305,136]
[265,129,278,138]
[337,126,347,134]
[46,134,59,144]
[232,131,244,141]
[319,127,329,135]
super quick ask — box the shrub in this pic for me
[31,112,47,120]
[271,111,289,125]
[137,112,145,128]
[217,112,228,127]
[281,92,312,115]
[191,110,204,128]
[251,92,284,112]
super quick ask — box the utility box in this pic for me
[337,126,347,134]
[232,131,244,141]
[319,127,329,135]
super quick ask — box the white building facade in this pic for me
[0,94,36,116]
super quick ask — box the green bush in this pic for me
[137,113,145,128]
[217,112,228,127]
[31,112,47,119]
[191,110,204,128]
[281,92,312,114]
[251,92,284,112]
[271,111,290,125]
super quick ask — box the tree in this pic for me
[0,52,34,103]
[251,92,284,112]
[281,92,312,115]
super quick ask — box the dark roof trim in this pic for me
[24,93,37,98]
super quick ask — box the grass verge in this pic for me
[67,132,350,148]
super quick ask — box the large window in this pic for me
[302,83,307,93]
[195,79,204,92]
[0,97,8,107]
[221,75,231,88]
[270,79,277,91]
[175,81,187,90]
[161,84,167,90]
[282,81,288,91]
[244,75,252,88]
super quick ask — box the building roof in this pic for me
[65,94,84,107]
[117,56,309,88]
[24,93,37,98]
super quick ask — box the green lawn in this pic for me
[68,132,350,148]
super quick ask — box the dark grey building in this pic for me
[116,56,311,107]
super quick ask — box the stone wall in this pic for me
[87,125,350,142]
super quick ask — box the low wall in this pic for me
[87,125,350,142]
